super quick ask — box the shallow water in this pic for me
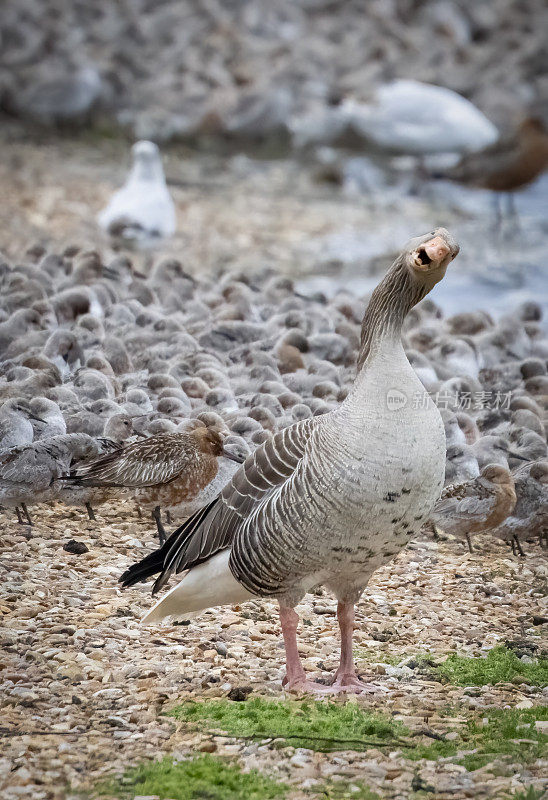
[297,164,548,320]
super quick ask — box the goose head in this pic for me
[404,228,459,290]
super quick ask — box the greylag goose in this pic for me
[66,426,246,542]
[427,464,516,553]
[120,228,459,694]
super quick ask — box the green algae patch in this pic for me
[97,754,287,800]
[435,646,548,687]
[408,706,548,771]
[508,787,547,800]
[169,697,406,752]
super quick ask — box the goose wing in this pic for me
[120,418,315,593]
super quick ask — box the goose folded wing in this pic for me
[121,418,314,593]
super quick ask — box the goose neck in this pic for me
[357,254,428,370]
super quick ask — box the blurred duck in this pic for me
[434,118,548,223]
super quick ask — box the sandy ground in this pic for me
[1,501,546,799]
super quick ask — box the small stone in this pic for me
[63,540,89,555]
[8,687,39,705]
[198,741,217,752]
[227,686,253,701]
[133,796,160,800]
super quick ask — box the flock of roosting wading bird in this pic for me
[1,223,546,691]
[1,80,547,690]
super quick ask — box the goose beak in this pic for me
[413,237,451,271]
[424,237,451,263]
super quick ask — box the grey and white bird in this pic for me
[0,433,97,525]
[98,141,176,247]
[120,228,459,694]
[471,435,528,470]
[29,398,66,439]
[56,414,137,520]
[342,80,498,156]
[444,443,480,485]
[0,399,41,453]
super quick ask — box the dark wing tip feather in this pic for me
[118,497,221,590]
[119,547,166,588]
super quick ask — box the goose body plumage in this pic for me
[141,346,445,618]
[122,229,460,692]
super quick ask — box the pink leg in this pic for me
[329,602,379,694]
[279,605,328,694]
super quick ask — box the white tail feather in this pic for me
[141,550,255,624]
